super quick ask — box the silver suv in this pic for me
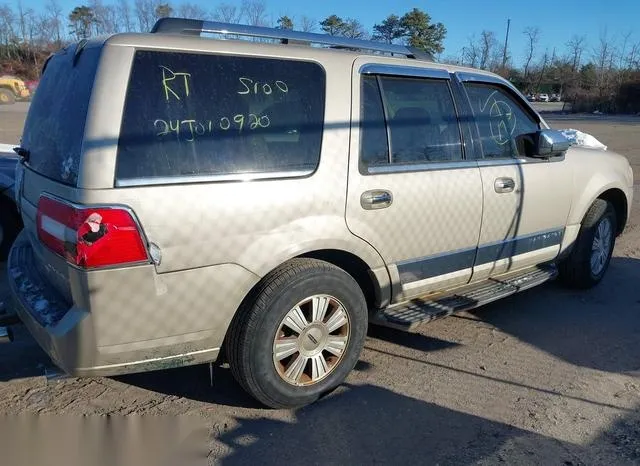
[7,18,634,408]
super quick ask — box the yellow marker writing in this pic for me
[161,66,192,101]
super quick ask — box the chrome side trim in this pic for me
[115,170,314,187]
[474,228,565,265]
[359,64,449,80]
[397,247,476,283]
[397,227,565,285]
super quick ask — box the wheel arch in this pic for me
[597,188,628,235]
[297,249,384,310]
[569,180,630,235]
[227,247,389,340]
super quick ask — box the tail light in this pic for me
[37,195,149,269]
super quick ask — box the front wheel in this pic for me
[558,199,617,289]
[0,89,15,105]
[225,258,368,409]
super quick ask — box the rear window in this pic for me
[21,43,101,186]
[115,50,326,185]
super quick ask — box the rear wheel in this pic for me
[226,258,368,409]
[558,199,616,289]
[0,88,15,105]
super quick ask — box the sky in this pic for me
[25,0,640,67]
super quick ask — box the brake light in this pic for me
[37,195,149,269]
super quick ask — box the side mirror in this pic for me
[532,129,571,158]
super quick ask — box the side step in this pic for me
[371,265,557,332]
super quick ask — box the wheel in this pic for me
[558,199,616,289]
[0,196,22,261]
[225,258,368,409]
[0,89,15,105]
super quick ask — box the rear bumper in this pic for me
[7,230,258,377]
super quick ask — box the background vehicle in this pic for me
[0,147,22,260]
[5,18,634,409]
[24,80,39,97]
[538,93,550,102]
[0,75,30,105]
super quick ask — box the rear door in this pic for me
[345,59,484,302]
[16,41,103,302]
[455,74,572,280]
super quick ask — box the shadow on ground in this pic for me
[466,257,640,374]
[119,258,640,411]
[205,382,639,465]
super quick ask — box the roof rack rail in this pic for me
[150,17,434,61]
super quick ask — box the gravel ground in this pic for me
[0,105,639,465]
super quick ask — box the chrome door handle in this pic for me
[361,190,393,210]
[494,177,515,193]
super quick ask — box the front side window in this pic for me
[463,83,539,159]
[116,51,326,183]
[359,74,463,170]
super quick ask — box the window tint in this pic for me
[21,43,101,186]
[116,51,325,183]
[359,76,389,167]
[359,75,463,169]
[463,83,539,159]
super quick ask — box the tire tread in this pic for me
[226,258,361,408]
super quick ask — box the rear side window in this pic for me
[359,74,463,170]
[21,43,101,186]
[116,51,326,184]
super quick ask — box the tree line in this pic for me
[0,1,445,52]
[448,26,640,113]
[0,0,639,112]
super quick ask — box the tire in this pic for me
[225,258,368,409]
[0,196,22,261]
[0,88,15,105]
[558,199,616,289]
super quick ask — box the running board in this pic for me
[370,265,557,332]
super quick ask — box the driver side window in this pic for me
[463,83,540,159]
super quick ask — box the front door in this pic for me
[456,75,573,280]
[345,59,484,302]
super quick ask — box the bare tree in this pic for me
[566,34,586,72]
[592,29,617,98]
[618,31,633,69]
[299,15,316,32]
[627,42,640,70]
[0,5,16,48]
[134,0,156,32]
[242,0,267,26]
[214,3,242,23]
[177,3,208,20]
[523,26,540,79]
[16,1,36,42]
[534,49,550,91]
[117,0,134,31]
[91,0,115,35]
[479,30,496,70]
[46,0,63,43]
[342,18,367,39]
[461,35,479,68]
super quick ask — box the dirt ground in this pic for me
[1,106,639,465]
